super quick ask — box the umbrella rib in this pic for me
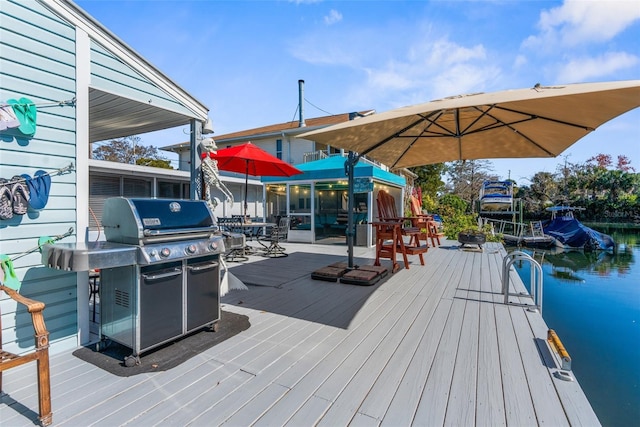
[494,105,596,131]
[391,105,560,157]
[416,110,456,138]
[384,111,446,168]
[360,111,441,158]
[480,107,570,156]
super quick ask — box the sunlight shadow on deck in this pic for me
[223,252,394,329]
[228,251,347,287]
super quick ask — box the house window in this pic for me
[158,181,183,198]
[276,139,283,160]
[88,175,151,229]
[122,178,151,197]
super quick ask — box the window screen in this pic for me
[88,175,151,229]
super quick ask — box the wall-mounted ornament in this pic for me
[0,163,73,220]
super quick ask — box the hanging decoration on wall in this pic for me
[7,97,37,136]
[0,162,73,220]
[20,170,52,210]
[0,227,74,291]
[0,97,75,137]
[0,104,20,130]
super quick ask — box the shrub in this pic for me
[438,194,467,215]
[442,212,503,243]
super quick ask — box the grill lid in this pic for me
[103,198,217,245]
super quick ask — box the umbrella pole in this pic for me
[244,161,249,219]
[345,151,359,269]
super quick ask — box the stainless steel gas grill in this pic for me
[43,197,231,366]
[100,198,226,364]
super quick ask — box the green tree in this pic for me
[438,193,468,216]
[528,171,559,206]
[136,158,172,168]
[531,153,639,221]
[445,160,495,212]
[409,163,446,199]
[92,136,173,169]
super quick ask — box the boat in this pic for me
[542,206,615,251]
[479,180,514,212]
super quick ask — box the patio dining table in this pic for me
[236,222,276,257]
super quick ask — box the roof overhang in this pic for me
[89,88,196,142]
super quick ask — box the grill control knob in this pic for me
[160,248,171,258]
[209,242,218,251]
[186,244,197,254]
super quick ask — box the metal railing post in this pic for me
[502,250,544,313]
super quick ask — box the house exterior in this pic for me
[164,107,413,246]
[1,0,211,355]
[162,108,382,220]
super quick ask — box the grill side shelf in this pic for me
[41,242,137,271]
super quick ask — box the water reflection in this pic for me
[525,245,635,284]
[513,230,640,427]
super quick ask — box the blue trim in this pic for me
[262,156,405,187]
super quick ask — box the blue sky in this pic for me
[77,0,640,184]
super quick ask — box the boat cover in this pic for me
[543,217,614,250]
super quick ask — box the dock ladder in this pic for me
[502,250,544,313]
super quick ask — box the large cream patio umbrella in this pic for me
[299,80,640,268]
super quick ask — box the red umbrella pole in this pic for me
[244,160,249,219]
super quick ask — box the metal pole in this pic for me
[189,119,198,200]
[345,151,358,269]
[244,160,249,219]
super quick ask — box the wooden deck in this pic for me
[1,241,600,426]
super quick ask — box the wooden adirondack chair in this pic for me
[408,195,445,246]
[0,285,52,426]
[373,190,428,273]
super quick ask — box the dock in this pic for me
[1,241,600,426]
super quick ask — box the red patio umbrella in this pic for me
[213,142,303,218]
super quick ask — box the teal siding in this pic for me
[0,0,78,354]
[90,41,196,117]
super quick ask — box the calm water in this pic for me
[514,229,640,427]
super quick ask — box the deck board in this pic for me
[0,241,601,426]
[476,251,507,426]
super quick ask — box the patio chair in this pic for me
[373,191,428,272]
[258,216,290,257]
[0,285,52,426]
[231,215,259,241]
[409,195,445,246]
[217,217,248,262]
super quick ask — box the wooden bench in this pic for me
[1,285,52,426]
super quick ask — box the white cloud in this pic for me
[288,0,322,4]
[557,51,640,82]
[324,9,342,25]
[291,41,359,67]
[514,54,528,69]
[415,39,487,68]
[348,37,501,108]
[529,0,640,47]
